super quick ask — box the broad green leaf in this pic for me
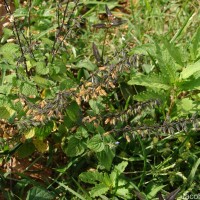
[176,98,196,116]
[79,171,103,184]
[24,128,36,139]
[0,106,15,120]
[66,101,82,123]
[89,98,105,115]
[35,122,53,140]
[0,43,19,64]
[90,183,109,197]
[96,146,115,170]
[180,60,200,79]
[87,134,104,152]
[180,77,200,90]
[17,142,35,158]
[32,75,54,88]
[33,139,49,153]
[26,186,55,200]
[128,73,170,90]
[14,8,29,17]
[129,43,155,56]
[76,126,88,138]
[114,161,128,174]
[0,85,12,95]
[77,59,97,71]
[35,62,49,75]
[22,82,38,96]
[116,188,133,199]
[63,137,85,157]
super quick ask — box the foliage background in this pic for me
[0,0,199,199]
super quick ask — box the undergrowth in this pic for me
[0,0,199,199]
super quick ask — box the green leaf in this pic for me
[14,8,29,17]
[54,181,87,200]
[129,43,155,56]
[146,185,166,199]
[89,98,105,115]
[87,134,104,152]
[114,161,128,174]
[0,85,12,95]
[180,77,200,90]
[22,82,38,96]
[180,60,200,79]
[32,75,54,88]
[187,158,200,186]
[63,137,85,157]
[76,59,97,71]
[0,43,19,64]
[90,183,109,197]
[116,187,133,199]
[35,122,53,140]
[176,98,196,116]
[163,39,183,66]
[17,142,35,158]
[96,146,115,170]
[79,171,103,184]
[26,186,55,200]
[35,62,49,75]
[0,106,15,120]
[128,73,170,90]
[66,101,82,123]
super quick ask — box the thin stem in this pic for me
[28,0,32,45]
[50,0,70,63]
[3,0,30,78]
[51,0,79,64]
[101,28,108,64]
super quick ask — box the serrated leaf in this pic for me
[17,142,35,158]
[163,39,183,66]
[33,139,49,153]
[128,74,170,90]
[180,60,200,79]
[79,171,103,184]
[63,137,85,157]
[96,146,115,170]
[87,134,104,152]
[180,77,200,90]
[90,183,109,197]
[26,186,55,200]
